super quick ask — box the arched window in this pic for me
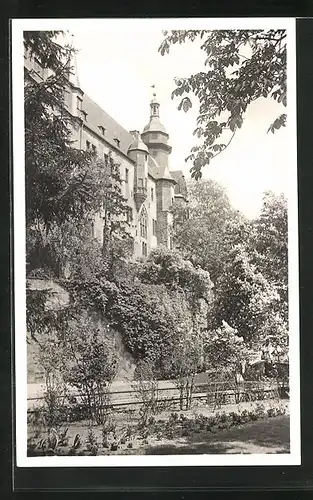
[140,206,148,239]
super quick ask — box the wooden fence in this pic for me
[27,379,289,414]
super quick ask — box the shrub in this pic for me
[86,428,98,455]
[132,359,158,428]
[255,403,267,419]
[61,314,118,425]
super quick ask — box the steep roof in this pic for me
[170,170,184,182]
[82,94,133,157]
[148,156,176,183]
[69,52,81,89]
[170,170,188,198]
[143,116,167,134]
[128,131,149,154]
[80,94,177,185]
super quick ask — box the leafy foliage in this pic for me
[132,360,159,427]
[138,246,213,303]
[60,314,118,424]
[204,321,249,372]
[25,31,130,270]
[249,192,288,320]
[213,245,284,346]
[107,280,192,376]
[171,179,246,281]
[25,31,92,228]
[159,29,287,178]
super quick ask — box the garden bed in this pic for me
[27,399,289,456]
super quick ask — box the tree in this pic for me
[25,31,92,229]
[61,313,118,424]
[24,32,129,234]
[132,360,159,427]
[137,246,213,305]
[24,31,131,277]
[107,280,194,378]
[171,179,246,282]
[213,245,283,346]
[204,321,249,375]
[26,153,132,280]
[168,330,205,410]
[249,191,288,320]
[159,29,286,178]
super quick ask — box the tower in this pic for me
[127,130,149,211]
[141,94,172,167]
[142,94,176,249]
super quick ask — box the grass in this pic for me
[144,415,290,455]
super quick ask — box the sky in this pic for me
[69,26,289,219]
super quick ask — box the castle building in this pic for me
[24,44,188,258]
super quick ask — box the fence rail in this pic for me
[27,380,289,414]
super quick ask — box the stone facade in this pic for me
[24,45,188,258]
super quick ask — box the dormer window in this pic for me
[114,138,120,148]
[98,125,106,136]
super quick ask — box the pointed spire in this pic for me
[150,92,160,117]
[66,32,81,90]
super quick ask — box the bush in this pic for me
[86,428,98,455]
[132,359,158,428]
[61,314,118,424]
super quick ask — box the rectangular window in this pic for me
[86,140,91,151]
[153,219,157,236]
[90,221,95,238]
[138,178,143,188]
[76,96,83,110]
[127,207,133,223]
[125,168,129,183]
[142,242,147,257]
[151,188,154,201]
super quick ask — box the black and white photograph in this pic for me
[12,18,300,467]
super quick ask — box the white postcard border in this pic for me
[12,17,300,468]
